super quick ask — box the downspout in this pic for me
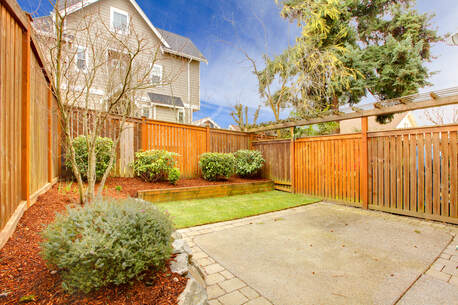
[187,58,192,123]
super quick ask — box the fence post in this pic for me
[360,117,369,209]
[206,126,210,152]
[21,22,31,207]
[290,127,295,193]
[47,84,53,183]
[141,117,147,151]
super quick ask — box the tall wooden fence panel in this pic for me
[0,0,59,235]
[252,139,291,186]
[294,134,361,205]
[29,55,50,196]
[368,125,457,223]
[210,129,250,153]
[143,120,208,178]
[0,1,23,230]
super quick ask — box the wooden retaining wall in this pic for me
[0,0,59,241]
[138,181,274,203]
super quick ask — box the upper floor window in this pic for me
[151,64,163,85]
[110,7,129,34]
[178,110,184,123]
[76,46,87,71]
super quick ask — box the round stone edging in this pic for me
[171,231,209,305]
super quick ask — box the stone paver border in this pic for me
[178,202,458,305]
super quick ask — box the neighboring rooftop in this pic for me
[192,117,221,129]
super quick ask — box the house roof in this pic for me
[192,117,221,129]
[147,92,184,107]
[47,0,206,62]
[157,28,207,62]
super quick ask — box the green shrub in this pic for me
[65,135,114,181]
[234,150,265,178]
[131,150,180,184]
[168,167,180,185]
[199,152,235,181]
[40,198,173,294]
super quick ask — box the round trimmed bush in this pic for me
[40,198,174,293]
[131,150,180,184]
[65,135,114,181]
[199,152,235,181]
[234,150,265,178]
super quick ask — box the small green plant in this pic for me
[40,198,173,294]
[115,185,122,192]
[65,135,114,182]
[131,150,180,184]
[199,152,235,181]
[167,167,180,185]
[62,182,73,194]
[234,150,265,178]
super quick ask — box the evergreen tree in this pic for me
[272,0,441,123]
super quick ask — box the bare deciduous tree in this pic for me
[230,102,261,132]
[424,106,458,125]
[35,0,185,203]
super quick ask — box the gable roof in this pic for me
[157,28,207,62]
[53,0,206,62]
[148,92,184,107]
[192,117,221,129]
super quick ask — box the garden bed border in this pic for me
[138,180,274,203]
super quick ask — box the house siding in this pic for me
[61,0,200,123]
[155,105,177,122]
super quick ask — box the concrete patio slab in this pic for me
[191,202,456,305]
[397,274,458,305]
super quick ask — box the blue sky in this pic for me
[20,0,458,127]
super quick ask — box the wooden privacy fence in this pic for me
[142,120,251,177]
[368,125,457,222]
[67,108,252,178]
[294,134,362,205]
[252,139,291,191]
[253,123,458,224]
[1,0,59,239]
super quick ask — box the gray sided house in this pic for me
[33,0,206,124]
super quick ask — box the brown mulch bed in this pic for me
[0,176,266,304]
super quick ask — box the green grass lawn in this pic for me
[155,191,320,229]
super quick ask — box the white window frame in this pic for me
[76,46,88,72]
[142,107,151,119]
[110,7,129,34]
[177,109,185,123]
[151,64,163,85]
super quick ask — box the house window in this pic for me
[178,110,184,123]
[110,7,129,33]
[151,64,162,85]
[142,108,151,118]
[76,47,87,71]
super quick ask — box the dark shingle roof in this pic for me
[156,28,207,62]
[148,93,184,107]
